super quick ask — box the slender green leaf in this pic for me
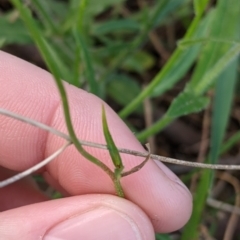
[31,0,58,34]
[210,62,238,163]
[178,37,239,48]
[76,0,87,31]
[100,0,187,85]
[137,91,209,142]
[221,131,240,154]
[69,0,98,94]
[73,30,98,95]
[137,0,240,142]
[119,3,209,118]
[151,10,214,97]
[150,43,204,97]
[137,116,170,142]
[72,30,82,87]
[10,1,71,82]
[92,19,140,35]
[102,105,123,170]
[192,44,240,95]
[181,169,211,239]
[151,0,188,28]
[194,0,209,16]
[188,0,240,91]
[182,60,238,240]
[181,0,240,238]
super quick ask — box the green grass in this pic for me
[1,0,240,239]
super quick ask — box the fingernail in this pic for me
[44,206,143,240]
[154,160,190,192]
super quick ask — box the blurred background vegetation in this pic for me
[1,0,240,239]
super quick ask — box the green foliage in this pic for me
[181,0,240,239]
[210,67,238,164]
[87,0,125,16]
[0,15,32,44]
[2,0,240,238]
[0,39,6,47]
[93,19,140,35]
[166,91,209,118]
[155,233,172,240]
[193,0,209,16]
[121,51,155,73]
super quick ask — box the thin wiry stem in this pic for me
[121,153,151,177]
[0,142,71,188]
[207,198,240,216]
[0,108,70,140]
[0,108,113,178]
[1,108,240,171]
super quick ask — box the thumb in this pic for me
[0,195,155,240]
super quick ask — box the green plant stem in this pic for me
[102,105,125,196]
[12,1,126,198]
[72,0,98,95]
[119,15,203,119]
[74,31,98,95]
[221,131,240,154]
[137,43,240,142]
[136,115,170,142]
[11,0,114,180]
[31,0,58,34]
[114,179,124,198]
[72,28,82,86]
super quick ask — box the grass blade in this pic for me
[137,91,209,142]
[119,2,209,118]
[71,0,99,94]
[31,0,58,34]
[194,0,209,16]
[99,0,186,85]
[181,0,240,238]
[73,29,99,95]
[210,65,238,164]
[193,44,240,95]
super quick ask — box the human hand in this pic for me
[0,51,192,239]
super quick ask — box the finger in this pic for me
[0,51,192,232]
[0,167,48,210]
[0,194,155,240]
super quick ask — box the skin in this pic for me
[0,51,192,240]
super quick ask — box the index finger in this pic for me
[0,51,192,232]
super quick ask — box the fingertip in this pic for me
[153,161,192,231]
[1,195,155,240]
[121,160,192,233]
